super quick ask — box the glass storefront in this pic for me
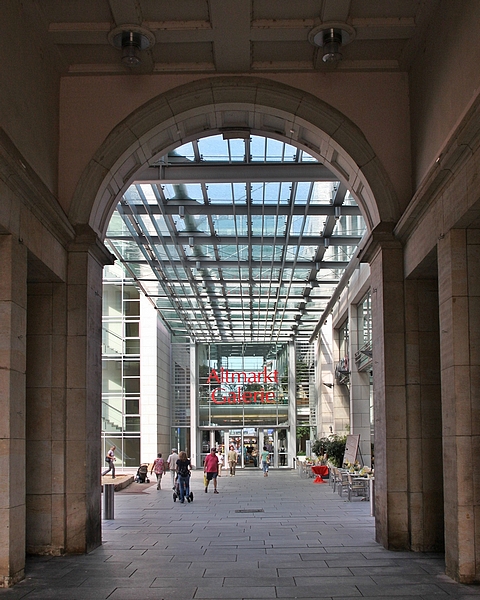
[197,342,290,467]
[198,342,289,427]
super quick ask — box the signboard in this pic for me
[343,434,360,466]
[206,367,279,404]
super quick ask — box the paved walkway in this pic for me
[1,470,479,599]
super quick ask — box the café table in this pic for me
[311,464,329,483]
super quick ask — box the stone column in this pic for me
[26,282,67,555]
[438,228,480,583]
[65,226,113,553]
[348,304,372,467]
[368,234,408,549]
[0,235,27,586]
[404,278,443,552]
[317,318,334,437]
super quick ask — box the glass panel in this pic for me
[125,417,140,432]
[293,181,312,204]
[102,359,122,392]
[125,399,139,414]
[103,284,122,316]
[123,438,140,467]
[103,321,122,354]
[124,300,140,316]
[123,360,140,376]
[125,322,139,337]
[207,183,233,203]
[197,134,226,160]
[125,339,140,354]
[278,429,288,466]
[171,427,191,456]
[173,141,195,160]
[124,378,140,394]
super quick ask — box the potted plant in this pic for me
[311,434,347,468]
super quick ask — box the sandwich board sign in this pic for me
[343,434,360,466]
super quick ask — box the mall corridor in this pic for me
[1,470,478,600]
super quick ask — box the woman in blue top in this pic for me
[261,446,270,477]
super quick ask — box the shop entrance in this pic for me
[199,428,289,469]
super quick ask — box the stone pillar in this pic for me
[438,228,480,583]
[0,235,27,586]
[26,282,67,555]
[65,226,113,553]
[348,304,372,467]
[317,318,334,437]
[405,278,443,551]
[369,236,408,549]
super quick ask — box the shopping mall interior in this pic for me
[1,0,480,587]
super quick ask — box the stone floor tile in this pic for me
[194,585,277,598]
[0,471,478,600]
[275,583,362,597]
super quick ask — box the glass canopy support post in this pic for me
[190,339,198,468]
[288,340,297,468]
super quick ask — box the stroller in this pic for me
[135,463,150,483]
[173,475,193,503]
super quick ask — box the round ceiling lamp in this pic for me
[108,25,155,67]
[308,22,355,63]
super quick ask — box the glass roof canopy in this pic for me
[105,134,365,343]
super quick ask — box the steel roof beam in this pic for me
[111,234,362,246]
[123,259,349,269]
[123,203,362,217]
[137,163,336,183]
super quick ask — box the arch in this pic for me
[69,76,399,239]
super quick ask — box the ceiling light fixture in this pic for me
[108,25,155,67]
[308,22,355,64]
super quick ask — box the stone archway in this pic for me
[67,75,403,565]
[69,76,399,239]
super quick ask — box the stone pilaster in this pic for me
[65,226,113,553]
[26,282,67,555]
[405,278,443,551]
[438,228,480,583]
[0,235,27,586]
[367,232,408,549]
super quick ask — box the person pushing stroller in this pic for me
[174,451,192,503]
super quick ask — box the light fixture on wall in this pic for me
[108,25,155,67]
[308,23,355,63]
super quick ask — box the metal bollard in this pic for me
[369,478,375,517]
[104,483,115,520]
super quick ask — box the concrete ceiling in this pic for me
[37,0,440,75]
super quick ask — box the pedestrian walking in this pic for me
[228,445,238,476]
[217,449,224,476]
[151,453,166,489]
[261,446,270,477]
[204,448,219,494]
[102,445,116,478]
[166,448,179,490]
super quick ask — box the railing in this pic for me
[335,357,350,385]
[354,340,373,372]
[102,401,123,432]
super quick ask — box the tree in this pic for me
[296,426,310,454]
[311,434,347,467]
